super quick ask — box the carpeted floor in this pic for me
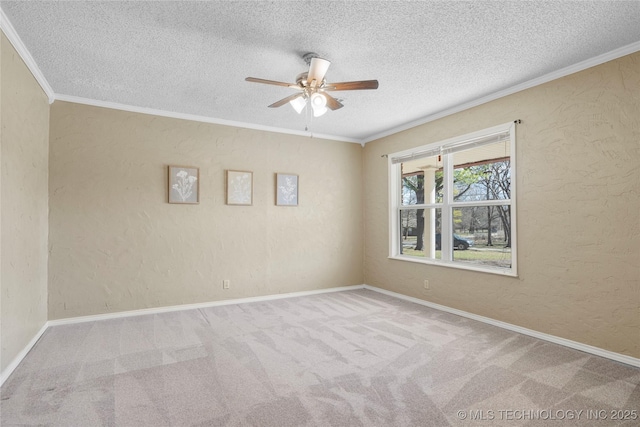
[1,289,639,426]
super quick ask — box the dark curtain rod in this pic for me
[380,119,521,158]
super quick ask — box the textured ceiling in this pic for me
[2,1,640,142]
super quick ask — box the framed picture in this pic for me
[168,165,199,204]
[276,173,299,206]
[226,170,253,205]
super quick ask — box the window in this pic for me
[389,122,517,276]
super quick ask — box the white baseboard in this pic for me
[0,322,49,387]
[47,284,366,326]
[363,284,640,368]
[1,285,365,386]
[2,282,637,388]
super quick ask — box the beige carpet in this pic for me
[1,289,639,426]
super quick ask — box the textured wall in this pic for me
[364,52,640,358]
[49,101,364,319]
[0,33,50,372]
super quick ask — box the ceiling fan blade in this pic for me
[325,80,379,91]
[323,93,344,110]
[245,77,302,90]
[307,57,331,86]
[268,93,304,108]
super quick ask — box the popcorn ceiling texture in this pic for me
[363,52,640,358]
[3,1,640,140]
[48,101,364,320]
[0,34,50,372]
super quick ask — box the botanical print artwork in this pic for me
[173,170,197,201]
[276,174,298,206]
[168,166,199,204]
[226,170,253,205]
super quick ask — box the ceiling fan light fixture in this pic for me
[289,96,306,114]
[310,92,328,117]
[310,92,327,108]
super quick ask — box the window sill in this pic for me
[388,254,518,277]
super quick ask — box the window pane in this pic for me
[399,208,441,260]
[401,154,443,206]
[450,206,512,269]
[452,140,511,202]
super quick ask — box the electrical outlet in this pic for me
[223,279,230,289]
[423,279,429,290]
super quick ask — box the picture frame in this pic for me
[276,173,299,206]
[168,165,199,204]
[226,170,253,205]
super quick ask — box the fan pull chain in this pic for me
[305,99,312,133]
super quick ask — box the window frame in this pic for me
[388,122,517,277]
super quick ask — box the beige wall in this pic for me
[2,31,637,366]
[48,101,364,319]
[0,33,50,372]
[364,52,640,358]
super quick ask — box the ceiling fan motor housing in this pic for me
[296,72,309,88]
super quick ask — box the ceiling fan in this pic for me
[245,52,379,117]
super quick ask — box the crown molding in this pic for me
[54,94,361,144]
[0,7,55,103]
[362,39,640,144]
[2,2,638,145]
[58,38,640,146]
